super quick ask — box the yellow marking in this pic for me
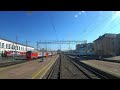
[32,56,58,79]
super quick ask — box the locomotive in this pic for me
[26,51,57,60]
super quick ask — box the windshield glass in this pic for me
[0,11,120,79]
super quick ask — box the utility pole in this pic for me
[69,41,70,51]
[26,41,28,52]
[37,42,38,51]
[15,35,18,59]
[13,42,14,59]
[46,44,47,51]
[85,40,87,56]
[60,44,61,51]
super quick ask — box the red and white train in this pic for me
[2,51,26,57]
[3,50,57,60]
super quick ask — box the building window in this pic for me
[12,45,14,49]
[6,44,8,49]
[14,46,15,49]
[9,44,11,49]
[2,43,4,48]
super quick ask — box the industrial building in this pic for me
[0,38,34,54]
[94,33,120,56]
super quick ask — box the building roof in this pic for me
[0,38,34,48]
[94,33,119,42]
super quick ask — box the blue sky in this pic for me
[0,11,120,50]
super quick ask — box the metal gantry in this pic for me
[37,40,87,51]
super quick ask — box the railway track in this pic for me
[45,54,119,79]
[67,55,119,79]
[46,55,61,79]
[63,55,100,79]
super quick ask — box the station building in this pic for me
[0,38,34,54]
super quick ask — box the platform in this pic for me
[0,55,59,79]
[80,60,120,78]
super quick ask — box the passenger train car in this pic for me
[26,51,57,60]
[2,51,26,57]
[2,50,57,60]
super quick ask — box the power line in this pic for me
[81,11,100,36]
[84,13,113,39]
[50,14,61,50]
[101,20,120,34]
[50,14,59,41]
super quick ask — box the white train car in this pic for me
[37,51,57,58]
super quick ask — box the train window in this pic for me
[0,42,1,48]
[26,51,31,54]
[19,46,20,50]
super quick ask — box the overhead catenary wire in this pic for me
[50,14,60,50]
[77,11,100,40]
[50,14,59,41]
[100,19,120,34]
[83,12,114,39]
[91,14,114,36]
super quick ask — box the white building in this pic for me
[76,43,95,55]
[0,38,34,54]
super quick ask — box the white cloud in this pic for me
[82,11,85,13]
[75,15,78,18]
